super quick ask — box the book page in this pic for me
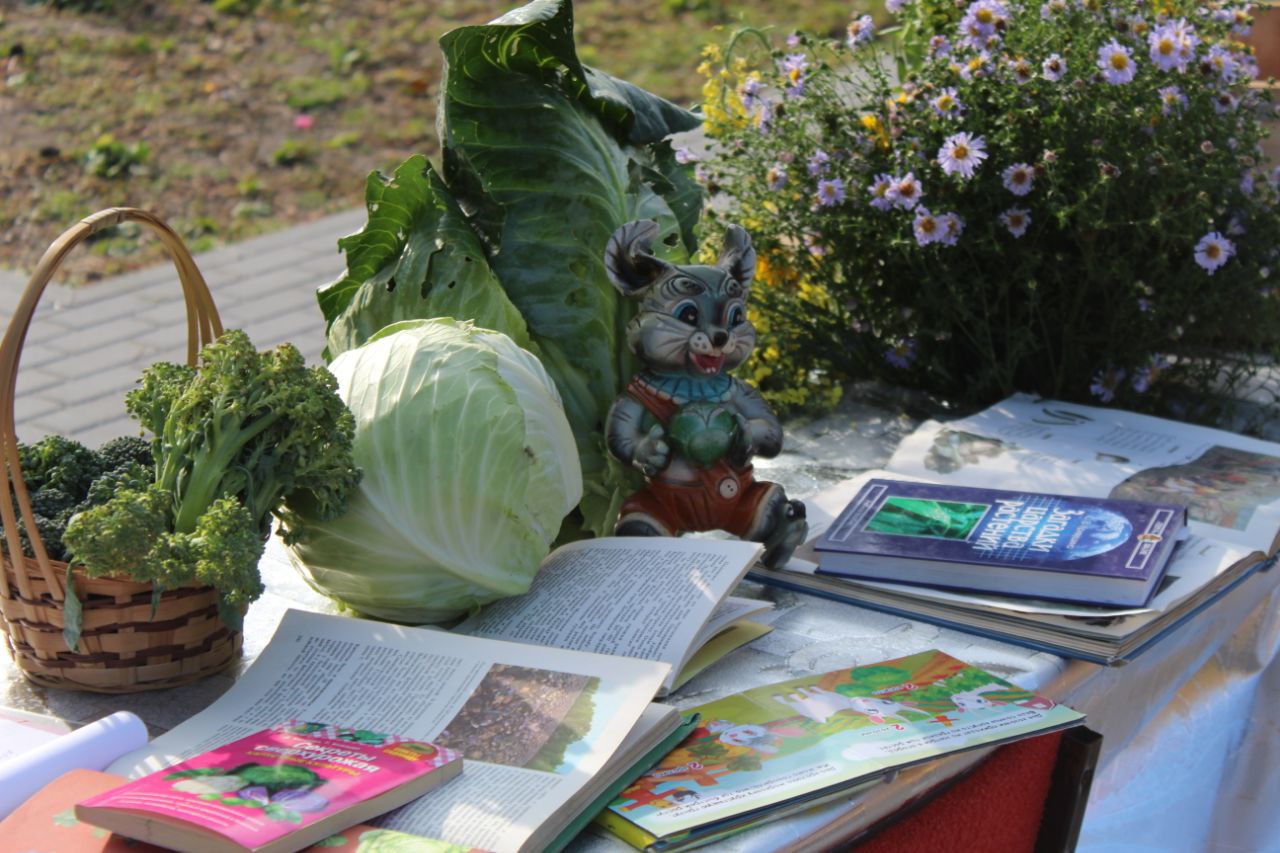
[886,396,1280,553]
[107,609,668,853]
[454,537,763,690]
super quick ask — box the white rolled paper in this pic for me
[0,710,148,819]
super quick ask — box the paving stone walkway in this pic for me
[0,208,366,447]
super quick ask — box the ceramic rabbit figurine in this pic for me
[604,219,807,567]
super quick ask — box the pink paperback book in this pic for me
[76,721,462,853]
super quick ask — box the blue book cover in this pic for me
[814,479,1186,605]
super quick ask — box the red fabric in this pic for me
[850,731,1063,853]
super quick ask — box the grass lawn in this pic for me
[0,0,876,282]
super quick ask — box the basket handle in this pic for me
[0,208,224,603]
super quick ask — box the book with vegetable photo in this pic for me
[596,649,1084,851]
[76,721,462,853]
[814,478,1185,606]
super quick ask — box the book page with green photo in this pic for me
[601,649,1082,849]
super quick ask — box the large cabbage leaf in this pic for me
[316,0,703,537]
[319,157,531,358]
[287,319,582,623]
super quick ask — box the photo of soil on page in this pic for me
[1110,445,1280,531]
[435,664,599,773]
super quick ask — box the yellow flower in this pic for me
[860,114,890,150]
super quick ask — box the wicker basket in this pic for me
[0,208,242,693]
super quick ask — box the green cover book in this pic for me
[599,650,1084,851]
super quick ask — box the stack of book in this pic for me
[751,393,1280,664]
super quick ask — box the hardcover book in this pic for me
[814,479,1185,606]
[76,721,462,853]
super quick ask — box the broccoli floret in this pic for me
[75,461,152,517]
[146,497,265,604]
[65,330,357,606]
[63,486,170,574]
[96,436,153,472]
[12,512,69,562]
[125,329,359,537]
[17,435,103,499]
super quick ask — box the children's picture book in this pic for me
[597,649,1084,852]
[814,479,1185,606]
[454,537,774,696]
[77,721,462,853]
[3,769,484,853]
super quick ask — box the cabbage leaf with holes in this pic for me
[316,0,702,538]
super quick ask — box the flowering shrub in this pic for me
[699,0,1280,422]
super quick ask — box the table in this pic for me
[3,392,1278,851]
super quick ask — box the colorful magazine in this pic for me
[598,650,1083,851]
[813,478,1185,606]
[77,721,462,853]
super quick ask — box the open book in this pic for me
[752,393,1280,663]
[454,537,772,696]
[105,609,687,853]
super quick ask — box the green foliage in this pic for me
[272,139,314,167]
[319,0,704,538]
[82,134,149,179]
[284,74,368,110]
[702,0,1280,425]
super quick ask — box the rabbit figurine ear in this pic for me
[606,220,675,295]
[717,224,756,288]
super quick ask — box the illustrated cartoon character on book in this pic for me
[604,220,807,567]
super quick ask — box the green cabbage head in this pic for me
[285,318,582,622]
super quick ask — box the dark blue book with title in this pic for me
[814,479,1186,607]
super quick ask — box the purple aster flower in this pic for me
[1089,367,1127,403]
[913,208,942,246]
[884,339,917,369]
[1205,45,1239,81]
[815,177,846,207]
[674,145,698,165]
[1000,207,1031,237]
[888,172,925,210]
[937,132,988,178]
[1098,41,1137,85]
[780,53,809,99]
[766,163,788,191]
[1213,91,1240,114]
[868,173,895,211]
[1008,57,1034,85]
[886,0,911,13]
[1159,85,1188,115]
[807,150,831,176]
[846,14,876,48]
[937,212,964,246]
[1002,163,1035,196]
[1042,54,1067,82]
[1194,231,1235,274]
[930,87,963,118]
[738,77,763,111]
[929,35,952,58]
[1148,20,1197,73]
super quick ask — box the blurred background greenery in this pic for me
[0,0,881,281]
